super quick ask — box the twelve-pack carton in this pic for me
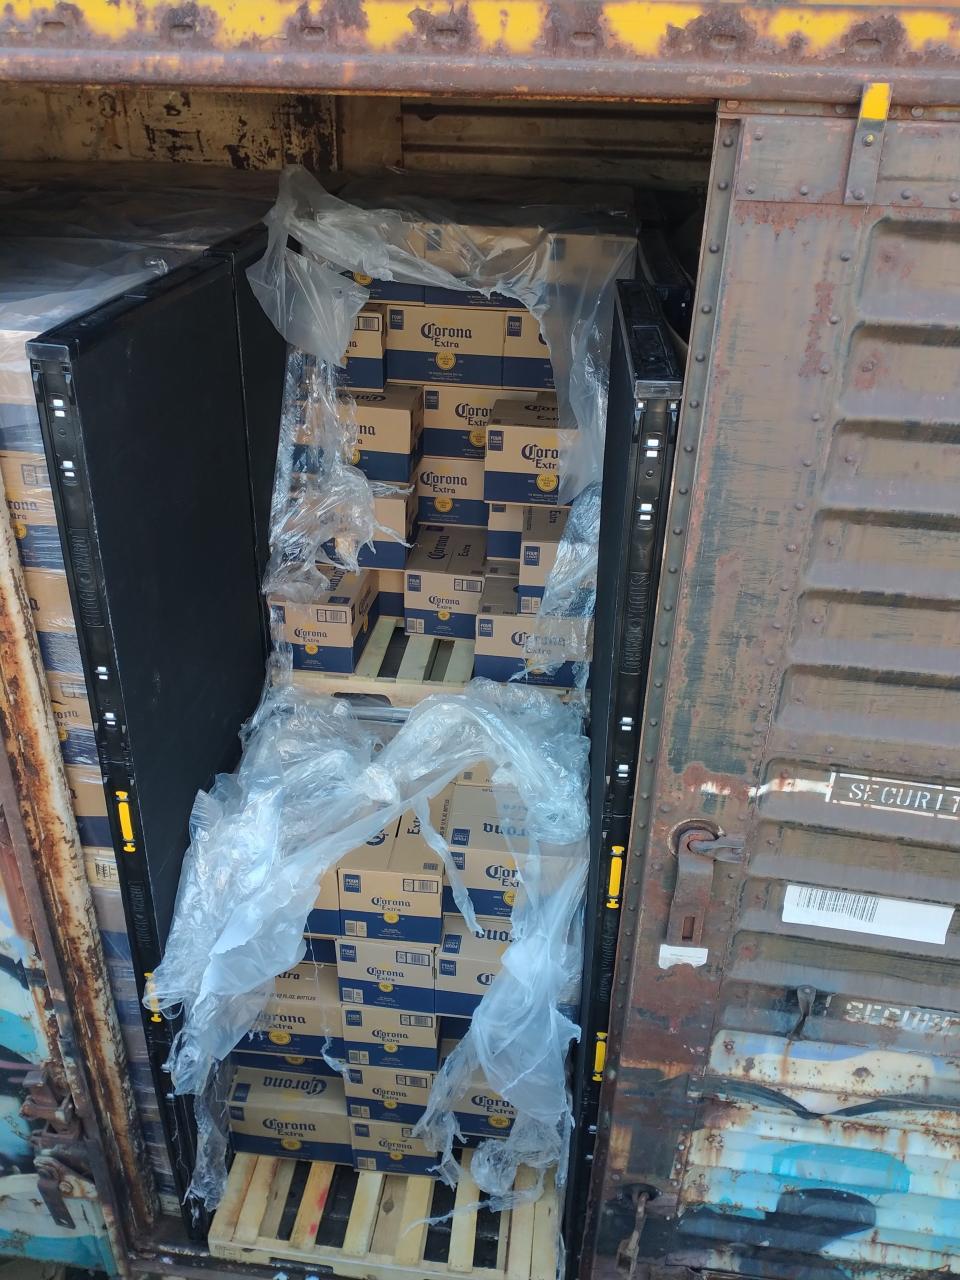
[473,572,589,687]
[416,455,485,527]
[422,386,525,458]
[236,963,344,1059]
[435,915,510,1017]
[437,785,522,918]
[338,308,386,391]
[483,397,564,506]
[350,1118,437,1174]
[404,526,485,639]
[269,570,379,672]
[336,937,435,1013]
[341,1005,439,1069]
[344,1063,435,1124]
[228,1068,352,1162]
[338,384,423,482]
[338,814,443,944]
[386,304,503,387]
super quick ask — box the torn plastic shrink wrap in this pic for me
[247,166,634,595]
[149,677,589,1208]
[517,484,601,690]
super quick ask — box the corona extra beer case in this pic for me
[338,814,444,944]
[473,571,590,687]
[435,915,511,1017]
[436,784,524,917]
[485,501,524,562]
[483,396,564,506]
[228,1068,352,1163]
[377,568,405,618]
[422,385,526,458]
[336,384,423,482]
[350,1118,438,1174]
[335,936,436,1013]
[234,963,344,1059]
[344,1063,436,1124]
[440,1040,517,1137]
[341,1005,439,1070]
[268,569,379,672]
[385,303,504,386]
[416,455,486,527]
[338,307,386,391]
[404,525,486,639]
[502,310,554,390]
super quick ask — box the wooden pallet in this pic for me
[209,1152,558,1280]
[293,616,475,709]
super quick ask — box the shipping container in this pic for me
[0,7,956,1279]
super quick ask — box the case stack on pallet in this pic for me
[278,215,633,695]
[226,776,519,1173]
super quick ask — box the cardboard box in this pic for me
[437,784,522,917]
[385,304,503,387]
[422,386,527,459]
[305,863,341,938]
[231,1048,337,1078]
[439,1041,516,1137]
[455,763,495,788]
[404,526,485,640]
[486,503,523,562]
[484,397,563,506]
[341,270,424,304]
[67,765,109,849]
[341,1004,439,1070]
[6,484,64,571]
[353,488,417,571]
[416,456,486,528]
[228,1068,352,1162]
[345,1063,435,1123]
[518,506,592,615]
[336,937,435,1013]
[45,672,96,767]
[269,570,379,673]
[350,1118,437,1174]
[337,384,424,483]
[474,573,589,687]
[302,935,336,964]
[338,814,443,943]
[502,311,553,390]
[435,915,511,1017]
[378,569,405,618]
[24,568,82,675]
[338,308,386,391]
[0,403,47,495]
[423,285,515,309]
[236,963,344,1059]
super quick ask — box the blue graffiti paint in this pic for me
[771,1143,910,1195]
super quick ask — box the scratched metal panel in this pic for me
[584,109,960,1280]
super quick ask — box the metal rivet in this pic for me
[950,193,960,203]
[746,183,756,194]
[819,362,831,374]
[901,189,912,200]
[802,458,813,467]
[689,399,700,408]
[722,136,734,148]
[829,315,840,325]
[799,184,809,195]
[663,603,673,612]
[911,106,924,118]
[683,444,694,453]
[708,243,720,253]
[780,583,790,591]
[758,701,767,709]
[844,454,855,463]
[772,622,782,631]
[826,746,834,755]
[701,304,712,314]
[787,543,798,552]
[718,180,729,190]
[765,657,775,666]
[852,188,865,201]
[649,718,658,726]
[840,251,852,262]
[834,103,846,115]
[695,352,706,362]
[811,615,823,624]
[659,639,668,647]
[754,129,764,140]
[672,527,683,535]
[812,412,822,421]
[668,566,678,574]
[795,502,805,510]
[677,486,689,495]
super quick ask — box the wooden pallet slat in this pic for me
[355,615,397,677]
[506,1167,539,1280]
[290,1161,335,1250]
[208,1152,258,1254]
[342,1170,386,1255]
[234,1156,279,1244]
[394,1175,435,1265]
[448,1150,480,1273]
[259,1158,297,1239]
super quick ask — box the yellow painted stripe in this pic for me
[861,81,892,122]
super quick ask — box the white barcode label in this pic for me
[342,987,364,1003]
[357,1157,377,1170]
[349,1104,371,1119]
[315,607,348,624]
[348,1050,369,1065]
[345,920,367,938]
[408,617,424,634]
[398,1074,428,1088]
[456,578,482,593]
[401,1014,432,1027]
[355,314,380,331]
[396,951,430,966]
[783,884,954,945]
[402,877,438,894]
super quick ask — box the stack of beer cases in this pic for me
[227,769,521,1173]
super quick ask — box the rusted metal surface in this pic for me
[0,1,960,100]
[0,479,157,1259]
[584,102,960,1279]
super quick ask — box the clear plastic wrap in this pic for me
[248,166,634,560]
[517,485,601,690]
[150,677,588,1210]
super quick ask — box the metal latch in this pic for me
[666,827,745,947]
[844,81,891,206]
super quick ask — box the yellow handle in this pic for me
[592,1031,608,1081]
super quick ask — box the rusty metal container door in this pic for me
[585,95,960,1279]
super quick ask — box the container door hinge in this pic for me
[844,82,891,206]
[666,827,746,948]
